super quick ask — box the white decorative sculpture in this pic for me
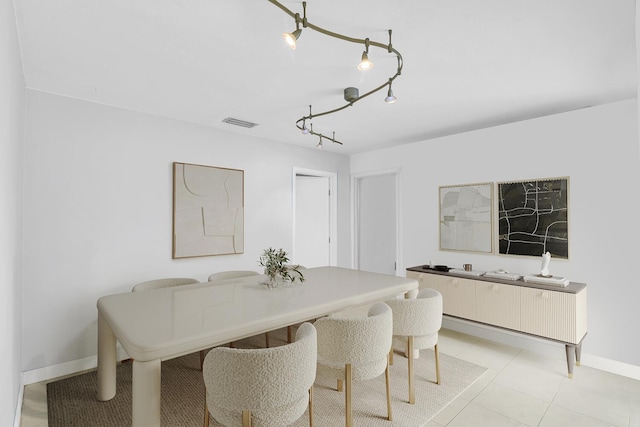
[540,251,551,277]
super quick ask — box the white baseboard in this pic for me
[21,322,640,385]
[442,317,640,381]
[13,377,24,427]
[580,353,640,381]
[21,347,130,385]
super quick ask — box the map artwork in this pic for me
[497,178,568,258]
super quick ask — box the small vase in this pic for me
[265,275,281,289]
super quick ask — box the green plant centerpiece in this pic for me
[259,247,305,288]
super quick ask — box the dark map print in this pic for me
[498,178,568,258]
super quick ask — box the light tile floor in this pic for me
[20,329,640,426]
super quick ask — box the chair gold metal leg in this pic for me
[203,395,209,427]
[345,364,353,427]
[389,347,394,365]
[309,386,314,427]
[337,378,343,392]
[242,410,252,427]
[229,342,235,348]
[199,350,205,371]
[408,336,415,404]
[385,357,392,421]
[265,332,270,348]
[434,343,441,385]
[287,326,293,343]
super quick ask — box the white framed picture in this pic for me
[439,182,493,253]
[172,162,244,259]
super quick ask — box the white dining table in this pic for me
[96,266,418,427]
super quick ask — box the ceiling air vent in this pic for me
[222,117,258,128]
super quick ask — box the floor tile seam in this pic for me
[464,400,531,426]
[495,380,552,404]
[548,399,629,427]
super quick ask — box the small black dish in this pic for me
[434,265,450,272]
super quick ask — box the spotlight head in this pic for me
[385,87,397,104]
[283,28,302,50]
[357,51,373,71]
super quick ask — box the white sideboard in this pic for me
[407,266,588,378]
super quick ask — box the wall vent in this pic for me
[222,117,258,128]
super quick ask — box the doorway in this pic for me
[352,170,401,275]
[292,168,337,267]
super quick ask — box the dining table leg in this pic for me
[97,311,116,401]
[132,358,161,427]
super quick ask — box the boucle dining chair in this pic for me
[207,270,260,282]
[131,277,199,292]
[314,302,393,427]
[202,322,317,427]
[385,287,443,404]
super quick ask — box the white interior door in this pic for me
[355,173,398,275]
[294,174,330,267]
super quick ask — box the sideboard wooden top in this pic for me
[407,265,586,294]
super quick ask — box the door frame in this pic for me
[351,168,402,275]
[292,167,338,266]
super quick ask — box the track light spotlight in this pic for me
[283,27,302,49]
[385,81,397,104]
[301,119,310,134]
[357,39,373,71]
[316,136,323,149]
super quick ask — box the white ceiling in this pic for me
[13,0,637,154]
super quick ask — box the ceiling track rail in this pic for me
[267,0,404,147]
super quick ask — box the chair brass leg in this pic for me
[385,357,392,421]
[434,343,441,385]
[337,378,343,392]
[265,332,270,348]
[345,364,353,427]
[389,347,394,365]
[408,336,415,404]
[229,342,235,348]
[242,410,252,427]
[199,350,205,371]
[203,395,209,427]
[287,326,293,343]
[309,386,314,427]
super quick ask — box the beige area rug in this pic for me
[48,327,486,426]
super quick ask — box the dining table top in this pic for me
[97,266,419,362]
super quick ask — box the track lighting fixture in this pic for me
[357,39,373,71]
[283,27,301,50]
[385,79,397,104]
[344,87,359,103]
[268,1,403,147]
[301,106,312,134]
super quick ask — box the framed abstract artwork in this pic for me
[497,177,569,259]
[439,182,493,253]
[172,162,244,259]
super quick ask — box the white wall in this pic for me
[21,90,351,374]
[0,0,25,423]
[351,99,640,369]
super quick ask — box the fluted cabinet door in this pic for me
[520,287,587,344]
[476,282,521,330]
[409,272,475,320]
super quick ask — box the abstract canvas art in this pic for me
[497,177,569,258]
[172,162,244,259]
[439,182,493,253]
